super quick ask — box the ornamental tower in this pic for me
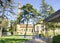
[18,0,20,15]
[17,0,21,24]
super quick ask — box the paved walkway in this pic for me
[21,38,47,43]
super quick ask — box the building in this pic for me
[16,24,33,35]
[16,24,45,35]
[44,9,60,36]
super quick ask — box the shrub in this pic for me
[39,34,45,37]
[52,35,60,43]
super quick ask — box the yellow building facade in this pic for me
[16,24,45,35]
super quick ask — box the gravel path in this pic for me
[21,39,47,43]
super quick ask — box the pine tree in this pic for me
[40,0,50,19]
[40,0,55,38]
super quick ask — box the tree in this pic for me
[21,4,40,38]
[47,6,55,36]
[9,20,16,35]
[49,6,54,15]
[40,0,49,37]
[0,0,15,37]
[0,0,15,17]
[40,1,55,41]
[2,18,8,35]
[40,0,51,19]
[0,17,8,36]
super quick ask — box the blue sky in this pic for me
[11,0,60,20]
[14,0,60,11]
[46,0,60,11]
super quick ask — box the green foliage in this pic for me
[47,23,60,30]
[21,3,40,23]
[0,0,15,19]
[40,0,54,19]
[52,35,60,43]
[40,0,55,36]
[45,22,58,36]
[39,34,45,37]
[20,4,41,37]
[16,14,21,24]
[9,20,15,35]
[40,1,55,36]
[55,23,60,28]
[49,6,54,15]
[40,0,50,19]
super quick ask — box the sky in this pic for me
[11,0,60,20]
[14,0,60,11]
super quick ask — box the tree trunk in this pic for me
[45,27,48,37]
[0,27,2,37]
[32,22,35,39]
[24,19,28,38]
[14,25,17,35]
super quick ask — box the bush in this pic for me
[39,34,45,37]
[52,35,60,43]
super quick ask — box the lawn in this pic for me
[0,35,32,39]
[0,36,31,43]
[0,38,30,43]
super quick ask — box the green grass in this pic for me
[0,38,30,43]
[1,36,16,38]
[0,35,32,39]
[0,36,31,43]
